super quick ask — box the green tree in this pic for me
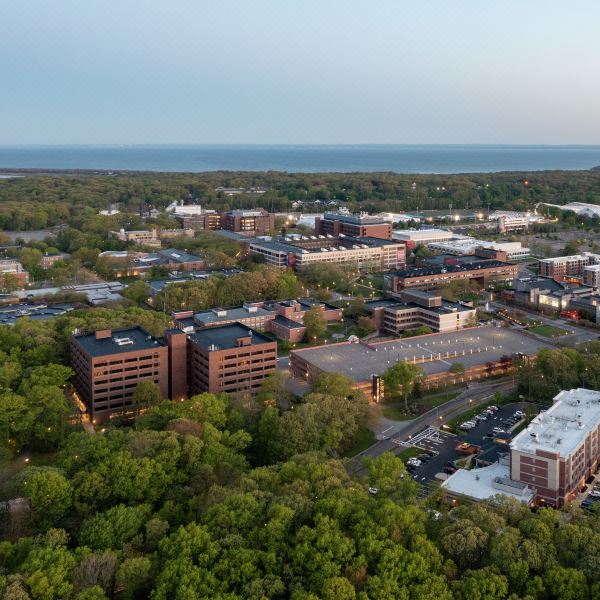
[116,556,153,600]
[131,381,163,417]
[303,307,327,342]
[382,361,424,409]
[123,280,150,304]
[20,468,72,527]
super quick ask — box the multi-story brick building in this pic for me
[70,323,278,421]
[70,327,169,423]
[0,259,29,289]
[315,212,392,240]
[174,298,342,344]
[248,236,406,270]
[187,323,277,395]
[221,209,274,236]
[510,388,600,507]
[538,253,600,280]
[389,258,517,292]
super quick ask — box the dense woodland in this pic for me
[0,308,600,599]
[2,169,600,230]
[3,172,600,598]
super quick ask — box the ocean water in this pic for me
[0,145,600,174]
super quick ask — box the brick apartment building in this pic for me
[510,388,600,507]
[221,209,274,236]
[315,212,392,240]
[187,324,277,395]
[538,253,600,280]
[70,327,169,423]
[390,258,517,292]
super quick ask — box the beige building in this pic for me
[367,290,476,335]
[248,236,406,270]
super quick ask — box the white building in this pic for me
[392,228,456,245]
[442,457,535,505]
[428,238,531,260]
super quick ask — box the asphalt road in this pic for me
[349,377,517,474]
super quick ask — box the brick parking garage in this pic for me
[290,326,553,401]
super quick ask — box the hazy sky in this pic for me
[1,0,599,144]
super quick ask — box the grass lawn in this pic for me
[345,427,376,457]
[382,391,458,421]
[397,447,422,462]
[530,325,569,338]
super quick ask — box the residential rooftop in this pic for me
[511,388,600,457]
[73,326,165,357]
[189,323,273,351]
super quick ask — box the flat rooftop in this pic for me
[74,326,165,357]
[194,306,273,325]
[189,323,273,351]
[322,212,387,225]
[511,388,600,457]
[0,303,74,325]
[292,326,552,382]
[394,259,511,278]
[442,462,534,504]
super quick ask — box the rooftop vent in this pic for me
[113,337,134,346]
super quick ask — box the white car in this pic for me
[368,487,379,496]
[492,427,505,434]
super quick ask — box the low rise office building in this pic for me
[366,290,476,335]
[221,208,274,236]
[389,258,517,292]
[428,238,530,260]
[392,228,456,249]
[315,212,392,240]
[248,235,406,270]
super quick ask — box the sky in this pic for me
[1,0,599,145]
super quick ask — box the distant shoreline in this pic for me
[1,144,600,175]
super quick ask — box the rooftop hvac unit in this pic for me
[113,337,134,346]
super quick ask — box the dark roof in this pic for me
[273,315,306,329]
[0,303,74,325]
[394,260,511,278]
[73,326,165,357]
[189,323,273,351]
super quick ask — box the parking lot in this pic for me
[397,402,530,494]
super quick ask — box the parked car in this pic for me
[368,487,378,496]
[444,466,457,475]
[492,427,505,434]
